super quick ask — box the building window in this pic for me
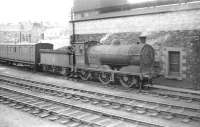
[22,34,25,42]
[163,47,186,80]
[40,33,44,40]
[168,51,180,76]
[29,34,31,42]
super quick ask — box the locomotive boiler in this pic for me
[87,39,155,72]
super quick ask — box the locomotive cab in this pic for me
[72,41,99,66]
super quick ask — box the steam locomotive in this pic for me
[0,36,155,89]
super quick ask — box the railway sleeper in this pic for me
[2,79,200,123]
[0,88,199,127]
[1,78,200,125]
[0,95,101,126]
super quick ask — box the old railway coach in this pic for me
[0,43,53,69]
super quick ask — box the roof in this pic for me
[0,22,43,32]
[73,0,127,12]
[0,24,21,32]
[73,0,200,13]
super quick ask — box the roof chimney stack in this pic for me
[139,36,146,44]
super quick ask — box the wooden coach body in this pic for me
[0,43,53,67]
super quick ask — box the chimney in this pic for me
[139,36,146,44]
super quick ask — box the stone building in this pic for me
[0,22,45,44]
[71,0,200,89]
[0,24,22,43]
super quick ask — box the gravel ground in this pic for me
[0,105,66,127]
[0,65,107,92]
[0,65,86,127]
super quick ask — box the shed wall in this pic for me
[74,9,200,34]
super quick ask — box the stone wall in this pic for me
[74,34,105,42]
[0,31,19,43]
[74,9,200,34]
[190,36,200,89]
[73,30,200,89]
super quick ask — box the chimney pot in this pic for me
[139,36,146,44]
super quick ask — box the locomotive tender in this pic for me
[40,36,155,88]
[40,48,73,75]
[0,36,155,88]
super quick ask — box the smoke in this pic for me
[140,31,152,36]
[100,33,114,43]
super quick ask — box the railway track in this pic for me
[1,65,200,102]
[0,74,200,127]
[1,73,200,103]
[78,78,200,103]
[37,71,200,103]
[0,85,169,127]
[0,86,152,127]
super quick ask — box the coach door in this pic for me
[168,51,180,76]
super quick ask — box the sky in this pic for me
[0,0,73,24]
[0,0,153,24]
